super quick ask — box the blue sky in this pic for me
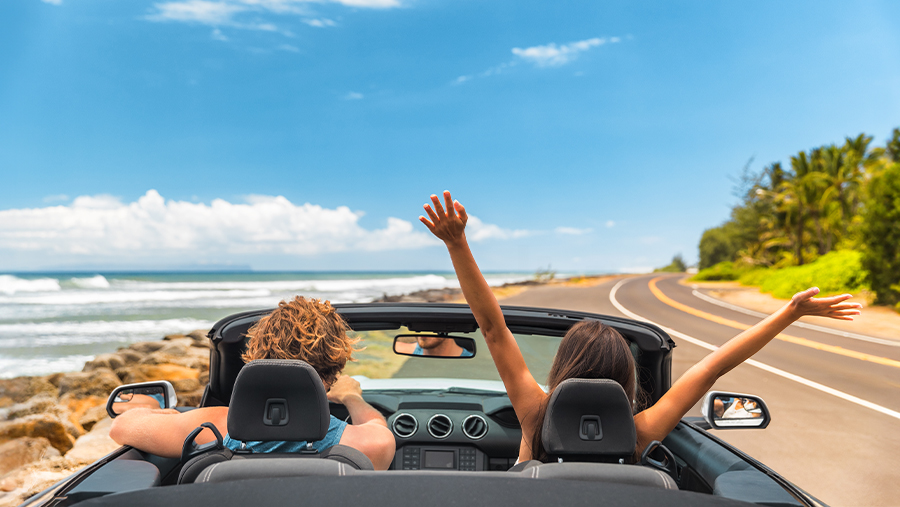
[1,0,899,272]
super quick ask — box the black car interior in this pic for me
[49,304,806,507]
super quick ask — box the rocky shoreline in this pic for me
[0,330,212,507]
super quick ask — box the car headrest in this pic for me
[541,379,636,462]
[227,359,330,443]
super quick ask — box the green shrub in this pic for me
[737,250,867,299]
[693,262,740,281]
[656,254,687,273]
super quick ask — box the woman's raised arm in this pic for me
[633,287,861,451]
[420,191,545,425]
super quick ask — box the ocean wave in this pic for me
[0,275,61,295]
[109,274,456,292]
[68,275,111,289]
[0,355,95,379]
[0,318,214,347]
[0,289,273,306]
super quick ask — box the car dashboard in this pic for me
[331,390,522,471]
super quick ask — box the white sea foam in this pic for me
[0,289,272,306]
[69,275,111,289]
[0,275,61,295]
[0,318,213,340]
[0,355,95,379]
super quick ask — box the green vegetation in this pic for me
[693,128,900,307]
[736,250,866,299]
[655,254,687,273]
[860,160,900,309]
[693,261,755,281]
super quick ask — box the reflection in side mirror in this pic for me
[106,381,178,418]
[701,391,770,430]
[393,334,476,359]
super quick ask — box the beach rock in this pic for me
[128,341,167,355]
[198,371,209,386]
[57,369,120,400]
[0,437,60,476]
[0,378,56,408]
[2,395,58,421]
[63,418,118,463]
[59,395,105,433]
[115,349,143,365]
[163,333,188,341]
[78,405,109,433]
[82,354,125,373]
[116,364,199,385]
[0,414,76,455]
[187,329,211,348]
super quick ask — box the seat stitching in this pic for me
[200,462,220,483]
[652,469,675,490]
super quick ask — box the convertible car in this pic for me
[19,303,820,507]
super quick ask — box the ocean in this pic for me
[0,271,530,379]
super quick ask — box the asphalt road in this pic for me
[500,274,900,507]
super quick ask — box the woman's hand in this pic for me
[788,287,862,320]
[420,190,468,246]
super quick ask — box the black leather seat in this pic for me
[509,378,677,490]
[178,360,373,484]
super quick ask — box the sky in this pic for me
[1,0,899,273]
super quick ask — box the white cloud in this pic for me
[512,37,608,67]
[211,28,229,40]
[605,220,615,228]
[41,0,62,4]
[343,91,364,100]
[304,18,336,27]
[555,227,592,235]
[147,0,399,31]
[149,0,246,24]
[0,191,524,265]
[466,216,531,241]
[42,194,69,203]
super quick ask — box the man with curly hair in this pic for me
[110,297,396,470]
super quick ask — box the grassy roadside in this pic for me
[692,250,870,300]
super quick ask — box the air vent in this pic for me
[392,413,418,438]
[427,414,453,439]
[462,415,488,440]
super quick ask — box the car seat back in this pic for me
[541,378,636,463]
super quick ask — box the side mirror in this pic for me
[106,381,178,418]
[393,334,476,358]
[701,391,770,430]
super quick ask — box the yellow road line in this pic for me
[648,276,900,370]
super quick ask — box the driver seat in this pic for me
[178,360,373,484]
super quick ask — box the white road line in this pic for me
[610,279,900,422]
[690,288,900,348]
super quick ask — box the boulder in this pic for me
[2,395,58,420]
[78,405,108,433]
[57,369,120,400]
[115,349,143,365]
[163,333,188,341]
[59,395,105,433]
[128,341,166,355]
[188,329,211,348]
[115,364,199,385]
[82,354,125,372]
[0,437,60,476]
[0,414,76,455]
[63,418,118,463]
[178,389,205,408]
[0,378,56,408]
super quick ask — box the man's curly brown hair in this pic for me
[242,296,358,386]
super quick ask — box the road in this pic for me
[500,274,900,507]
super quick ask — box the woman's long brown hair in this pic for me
[527,319,641,462]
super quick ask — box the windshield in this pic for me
[342,327,562,383]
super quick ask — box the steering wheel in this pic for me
[639,440,678,482]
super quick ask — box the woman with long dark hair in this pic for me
[419,191,861,462]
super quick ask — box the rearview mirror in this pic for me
[106,381,178,418]
[701,391,770,429]
[393,334,476,358]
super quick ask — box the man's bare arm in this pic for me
[109,406,229,458]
